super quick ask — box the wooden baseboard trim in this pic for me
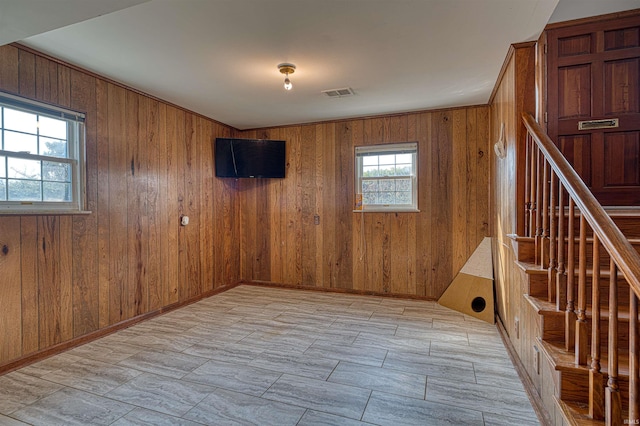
[496,318,553,426]
[240,280,438,301]
[0,282,240,375]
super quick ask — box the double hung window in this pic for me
[0,92,86,214]
[355,142,418,212]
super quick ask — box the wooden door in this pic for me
[547,13,640,206]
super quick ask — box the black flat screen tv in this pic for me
[215,138,286,178]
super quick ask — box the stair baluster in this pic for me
[606,260,622,426]
[575,207,589,365]
[557,184,567,311]
[535,149,543,263]
[525,135,538,237]
[525,133,533,237]
[564,197,576,352]
[540,160,550,268]
[630,289,639,423]
[590,234,605,420]
[548,171,557,303]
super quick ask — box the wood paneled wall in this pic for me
[489,42,543,405]
[237,107,491,298]
[0,44,240,368]
[0,43,492,370]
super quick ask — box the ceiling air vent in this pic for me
[322,87,355,98]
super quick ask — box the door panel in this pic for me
[559,134,592,186]
[604,58,639,115]
[604,131,640,187]
[558,64,592,119]
[548,14,640,205]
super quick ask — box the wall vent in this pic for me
[322,87,355,98]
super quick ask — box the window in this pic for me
[0,91,86,214]
[355,142,418,212]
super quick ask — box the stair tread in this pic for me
[555,397,605,426]
[506,233,535,242]
[526,294,637,321]
[516,260,548,274]
[539,338,630,376]
[604,207,640,218]
[524,294,562,314]
[562,235,640,244]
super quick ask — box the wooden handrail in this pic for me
[522,112,640,297]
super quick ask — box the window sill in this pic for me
[0,210,92,216]
[353,208,420,213]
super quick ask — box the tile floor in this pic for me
[0,285,540,425]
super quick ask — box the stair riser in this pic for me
[559,369,630,411]
[564,241,640,270]
[549,272,633,311]
[537,311,634,351]
[549,214,640,240]
[588,318,633,356]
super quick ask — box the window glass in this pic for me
[355,142,418,212]
[4,109,38,133]
[4,130,37,153]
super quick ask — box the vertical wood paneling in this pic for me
[108,83,128,325]
[125,91,144,318]
[476,106,490,241]
[314,124,326,287]
[431,111,454,298]
[0,45,19,92]
[237,105,491,299]
[147,99,161,311]
[20,217,39,354]
[415,113,432,297]
[71,70,99,336]
[164,105,180,306]
[490,43,538,385]
[406,114,418,296]
[59,216,73,342]
[0,44,240,369]
[301,125,316,286]
[18,50,35,98]
[96,79,110,328]
[38,216,62,348]
[199,118,214,292]
[452,109,468,273]
[0,218,22,361]
[285,126,302,285]
[336,122,354,290]
[0,42,491,370]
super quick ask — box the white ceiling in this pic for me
[3,0,639,130]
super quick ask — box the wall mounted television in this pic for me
[215,138,286,178]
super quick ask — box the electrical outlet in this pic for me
[314,215,320,225]
[515,317,520,339]
[533,345,540,374]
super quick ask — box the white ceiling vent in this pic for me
[322,87,355,98]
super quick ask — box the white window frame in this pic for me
[354,142,419,213]
[0,91,88,215]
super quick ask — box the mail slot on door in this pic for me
[578,118,619,130]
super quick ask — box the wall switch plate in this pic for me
[533,345,540,374]
[515,317,520,339]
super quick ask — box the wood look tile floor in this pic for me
[0,286,540,425]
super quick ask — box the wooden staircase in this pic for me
[517,114,640,426]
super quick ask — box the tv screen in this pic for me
[215,138,286,178]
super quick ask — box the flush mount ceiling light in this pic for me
[278,63,296,91]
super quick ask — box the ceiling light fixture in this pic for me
[278,63,296,91]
